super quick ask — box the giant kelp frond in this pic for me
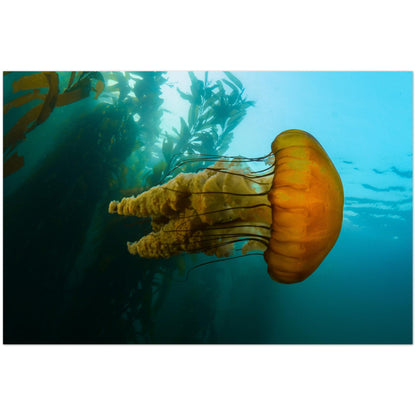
[3,103,43,155]
[163,71,254,177]
[12,72,50,92]
[26,72,60,133]
[116,72,168,188]
[3,71,106,177]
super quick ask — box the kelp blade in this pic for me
[4,90,45,114]
[3,103,43,152]
[3,152,24,177]
[12,73,49,93]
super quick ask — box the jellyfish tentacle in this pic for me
[163,152,274,182]
[186,252,265,281]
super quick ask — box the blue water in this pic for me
[154,71,413,344]
[3,71,412,344]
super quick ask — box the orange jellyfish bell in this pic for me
[264,129,344,283]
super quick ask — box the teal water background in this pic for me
[154,72,413,343]
[3,71,413,343]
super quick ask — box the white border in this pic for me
[1,1,415,415]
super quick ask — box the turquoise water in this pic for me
[3,71,412,343]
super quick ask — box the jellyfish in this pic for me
[108,129,344,283]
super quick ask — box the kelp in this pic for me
[93,72,254,342]
[104,71,131,101]
[99,71,168,188]
[133,72,167,145]
[3,92,138,343]
[68,72,171,341]
[3,152,24,177]
[55,79,91,107]
[132,72,167,185]
[3,71,254,343]
[12,72,50,92]
[3,71,106,177]
[3,103,43,154]
[3,89,45,115]
[93,80,105,99]
[26,71,60,133]
[162,71,254,178]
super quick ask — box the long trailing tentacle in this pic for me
[183,252,265,281]
[162,150,274,183]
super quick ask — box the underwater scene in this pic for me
[2,71,413,344]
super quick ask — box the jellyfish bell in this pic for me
[108,129,344,284]
[265,129,344,283]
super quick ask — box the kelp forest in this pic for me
[3,71,254,343]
